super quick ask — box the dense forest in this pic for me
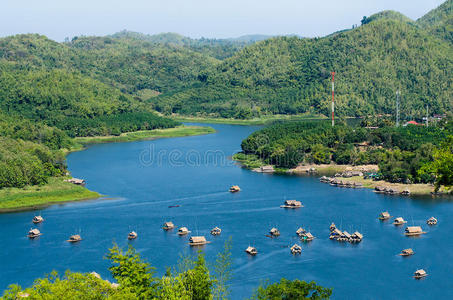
[1,243,332,299]
[238,117,453,186]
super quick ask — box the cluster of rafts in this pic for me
[379,211,438,279]
[28,216,83,242]
[328,223,363,243]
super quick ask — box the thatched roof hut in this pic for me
[280,200,303,208]
[211,227,222,235]
[405,226,426,236]
[350,231,363,242]
[163,221,175,230]
[128,231,137,240]
[414,269,427,279]
[427,217,437,225]
[269,227,280,237]
[379,211,391,220]
[400,248,414,256]
[229,185,241,193]
[67,234,82,242]
[393,217,407,225]
[296,227,306,236]
[32,216,44,224]
[290,244,302,254]
[300,232,315,241]
[28,228,41,238]
[178,227,190,235]
[64,178,86,186]
[329,222,336,232]
[245,246,257,255]
[189,236,209,246]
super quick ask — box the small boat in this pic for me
[67,234,82,243]
[280,200,303,209]
[168,205,180,208]
[404,226,426,236]
[426,217,437,225]
[27,228,42,238]
[189,236,210,246]
[290,244,302,254]
[178,227,190,236]
[245,246,258,255]
[399,248,414,256]
[162,221,175,230]
[350,231,363,243]
[32,216,44,224]
[299,231,315,242]
[229,185,241,193]
[296,227,306,236]
[329,222,336,232]
[414,269,427,279]
[128,231,137,240]
[269,227,280,237]
[379,211,391,220]
[393,217,407,226]
[210,227,221,236]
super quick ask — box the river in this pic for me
[1,123,452,299]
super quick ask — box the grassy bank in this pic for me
[0,177,101,212]
[173,114,326,125]
[73,125,215,147]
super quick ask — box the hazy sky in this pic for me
[0,0,446,41]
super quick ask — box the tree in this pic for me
[213,238,233,300]
[250,278,332,300]
[181,252,215,300]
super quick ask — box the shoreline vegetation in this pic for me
[1,125,215,212]
[172,114,327,125]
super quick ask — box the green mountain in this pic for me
[154,11,452,119]
[417,0,452,42]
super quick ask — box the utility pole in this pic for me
[426,104,429,127]
[331,72,335,127]
[396,90,400,127]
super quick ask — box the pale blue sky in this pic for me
[0,0,445,41]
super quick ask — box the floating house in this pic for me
[189,236,209,246]
[405,226,426,236]
[128,231,137,240]
[400,248,414,256]
[67,235,82,242]
[329,223,336,232]
[260,165,275,173]
[245,246,258,255]
[290,244,302,254]
[350,232,363,243]
[229,185,241,193]
[163,221,175,230]
[210,227,222,236]
[32,216,44,224]
[300,231,315,241]
[178,227,190,235]
[27,228,41,238]
[64,178,86,186]
[393,217,407,226]
[280,200,303,209]
[414,269,427,279]
[296,227,306,236]
[338,231,352,242]
[269,227,280,237]
[427,217,437,225]
[329,228,342,240]
[379,211,391,220]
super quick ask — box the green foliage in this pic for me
[181,253,214,300]
[213,238,233,300]
[105,243,157,298]
[417,0,453,42]
[250,278,332,300]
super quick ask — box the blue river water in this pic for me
[1,123,452,299]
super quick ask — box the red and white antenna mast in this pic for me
[331,72,335,126]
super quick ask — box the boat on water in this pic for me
[299,231,315,241]
[280,200,303,209]
[245,246,258,255]
[67,235,82,243]
[32,216,44,224]
[168,205,180,208]
[427,217,437,225]
[290,244,302,254]
[399,248,414,256]
[393,217,407,226]
[404,226,426,237]
[189,236,210,246]
[329,222,336,232]
[229,185,241,193]
[27,228,41,238]
[163,222,175,230]
[379,211,391,220]
[414,269,427,279]
[350,232,363,243]
[210,227,221,236]
[128,231,137,240]
[269,227,280,237]
[178,227,190,236]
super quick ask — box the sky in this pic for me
[0,0,446,41]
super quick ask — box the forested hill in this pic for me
[154,13,452,119]
[417,0,452,42]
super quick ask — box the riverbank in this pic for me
[173,114,326,125]
[0,177,101,212]
[3,125,215,212]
